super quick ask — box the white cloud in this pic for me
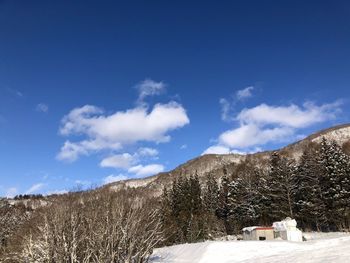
[207,100,342,152]
[202,145,263,155]
[219,98,231,121]
[7,88,23,98]
[128,164,164,177]
[100,153,134,169]
[5,187,18,198]
[136,79,166,105]
[137,147,158,157]
[236,86,254,100]
[202,145,231,155]
[100,147,159,169]
[102,174,128,185]
[180,144,187,149]
[219,86,255,122]
[219,124,294,148]
[36,103,49,113]
[237,101,341,128]
[25,183,45,194]
[57,101,189,162]
[57,139,121,162]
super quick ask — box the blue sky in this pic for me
[1,0,350,196]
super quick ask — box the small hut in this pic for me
[242,226,275,241]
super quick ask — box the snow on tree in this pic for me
[294,146,328,231]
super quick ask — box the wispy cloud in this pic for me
[5,187,18,198]
[220,85,255,121]
[219,98,232,122]
[25,183,45,194]
[75,180,91,187]
[102,174,128,185]
[136,79,166,105]
[36,103,49,113]
[236,86,254,100]
[180,144,187,150]
[6,87,23,98]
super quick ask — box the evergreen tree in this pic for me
[216,168,233,234]
[319,138,350,229]
[187,174,204,241]
[203,174,219,213]
[160,186,178,245]
[202,174,224,238]
[267,152,296,221]
[294,147,328,230]
[228,166,261,232]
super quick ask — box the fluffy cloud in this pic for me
[236,86,254,100]
[137,147,159,157]
[25,183,45,194]
[206,100,342,153]
[128,164,164,177]
[219,124,294,148]
[36,103,49,113]
[237,101,341,128]
[202,145,231,155]
[57,102,189,162]
[102,174,128,185]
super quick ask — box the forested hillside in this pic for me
[159,138,350,245]
[1,129,350,261]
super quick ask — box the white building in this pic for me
[272,217,303,242]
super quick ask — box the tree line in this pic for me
[160,138,350,245]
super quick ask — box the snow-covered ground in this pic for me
[150,233,350,263]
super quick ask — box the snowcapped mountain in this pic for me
[105,123,350,195]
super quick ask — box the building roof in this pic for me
[242,226,274,232]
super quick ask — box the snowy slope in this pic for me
[105,124,350,196]
[150,234,350,263]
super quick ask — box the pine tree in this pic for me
[256,168,273,225]
[227,166,261,232]
[203,174,219,213]
[186,174,204,242]
[216,168,233,234]
[202,174,224,238]
[160,186,178,245]
[319,138,350,230]
[294,147,328,230]
[267,152,296,221]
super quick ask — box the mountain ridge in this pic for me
[105,123,350,195]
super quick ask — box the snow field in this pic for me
[150,233,350,263]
